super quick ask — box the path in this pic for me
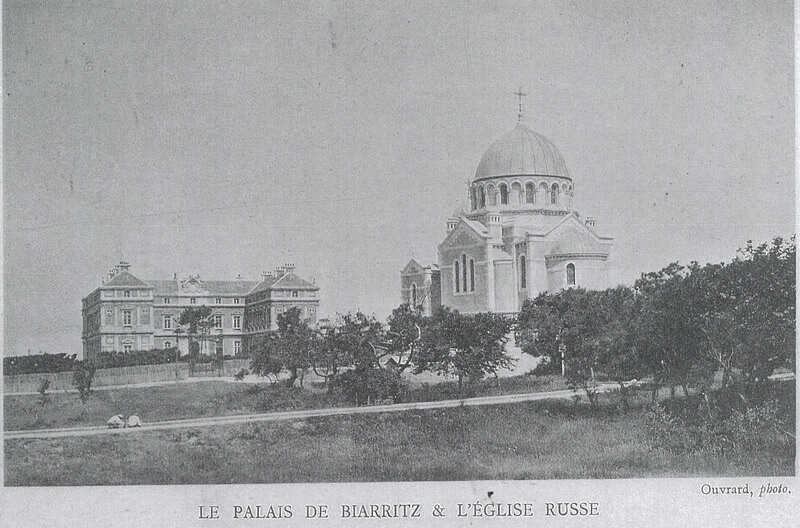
[5,387,589,440]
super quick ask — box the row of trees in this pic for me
[517,236,795,407]
[251,237,794,408]
[249,303,515,402]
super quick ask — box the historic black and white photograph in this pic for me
[2,0,795,516]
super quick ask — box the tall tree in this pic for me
[385,302,424,373]
[179,306,213,357]
[250,307,316,387]
[417,307,514,392]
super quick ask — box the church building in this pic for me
[402,99,613,315]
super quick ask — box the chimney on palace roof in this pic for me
[283,263,295,273]
[274,266,284,278]
[117,261,131,273]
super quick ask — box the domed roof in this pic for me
[475,122,569,181]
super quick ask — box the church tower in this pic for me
[434,94,614,314]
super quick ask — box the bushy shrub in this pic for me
[4,353,78,375]
[644,384,795,456]
[333,368,405,405]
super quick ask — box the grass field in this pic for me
[3,374,570,431]
[5,395,793,486]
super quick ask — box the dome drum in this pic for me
[470,176,573,211]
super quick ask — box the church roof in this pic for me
[474,121,570,181]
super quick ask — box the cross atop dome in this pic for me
[513,87,527,122]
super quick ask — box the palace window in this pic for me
[292,291,299,298]
[234,340,241,355]
[122,310,132,326]
[234,298,241,304]
[163,315,172,330]
[567,263,576,286]
[213,315,223,328]
[190,297,196,304]
[164,341,172,349]
[216,298,222,304]
[454,260,461,293]
[233,315,241,330]
[520,255,527,289]
[123,343,133,353]
[124,290,131,298]
[164,297,171,304]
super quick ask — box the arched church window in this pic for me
[454,260,460,293]
[567,263,576,286]
[411,283,418,305]
[478,187,486,208]
[511,182,522,205]
[461,254,468,293]
[550,183,559,205]
[520,255,527,289]
[499,183,509,205]
[470,188,476,211]
[526,182,535,204]
[469,259,475,292]
[538,182,548,204]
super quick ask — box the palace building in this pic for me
[81,262,319,360]
[402,100,613,315]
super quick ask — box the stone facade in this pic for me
[81,262,319,360]
[403,117,614,315]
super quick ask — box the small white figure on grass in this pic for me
[107,414,125,429]
[126,415,142,428]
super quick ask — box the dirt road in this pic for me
[5,387,585,440]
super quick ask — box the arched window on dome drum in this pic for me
[567,263,576,286]
[511,182,522,205]
[499,183,509,205]
[478,186,486,208]
[520,255,527,289]
[550,183,559,205]
[538,182,548,204]
[470,188,476,211]
[454,260,460,293]
[469,259,475,292]
[461,254,468,293]
[526,182,535,204]
[411,283,418,306]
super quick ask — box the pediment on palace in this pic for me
[179,277,208,295]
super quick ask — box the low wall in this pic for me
[3,359,252,394]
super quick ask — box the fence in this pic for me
[3,359,252,394]
[188,359,250,378]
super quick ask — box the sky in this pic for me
[3,0,794,357]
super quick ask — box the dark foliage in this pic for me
[333,367,405,405]
[4,353,78,375]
